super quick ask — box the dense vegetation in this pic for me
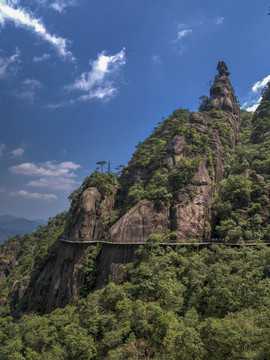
[0,213,66,315]
[68,171,118,216]
[1,242,270,359]
[214,85,270,243]
[1,79,270,359]
[118,108,219,205]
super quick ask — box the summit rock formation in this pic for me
[26,61,242,311]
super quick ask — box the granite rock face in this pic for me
[108,200,169,243]
[165,134,186,170]
[27,61,242,310]
[206,61,240,145]
[210,131,223,188]
[58,62,240,247]
[42,242,87,312]
[174,163,212,240]
[217,61,230,77]
[62,187,115,241]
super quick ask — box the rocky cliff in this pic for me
[21,61,244,312]
[108,61,240,242]
[2,61,254,313]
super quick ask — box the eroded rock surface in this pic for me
[63,187,115,241]
[165,134,186,170]
[206,61,240,145]
[29,61,243,309]
[43,242,87,312]
[174,163,212,240]
[108,200,169,243]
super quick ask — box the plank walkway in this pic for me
[59,238,270,247]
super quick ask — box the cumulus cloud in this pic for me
[246,103,260,112]
[33,53,51,63]
[243,96,262,112]
[0,143,6,156]
[10,160,81,192]
[26,176,78,191]
[0,1,75,60]
[252,75,270,93]
[10,160,81,177]
[243,74,270,113]
[215,17,224,25]
[243,97,262,113]
[0,48,20,78]
[10,147,24,157]
[10,189,57,201]
[64,48,126,104]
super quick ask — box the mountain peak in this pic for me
[217,61,230,77]
[204,61,239,118]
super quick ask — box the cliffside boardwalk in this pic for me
[18,62,270,312]
[59,238,270,247]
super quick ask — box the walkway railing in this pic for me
[59,238,270,247]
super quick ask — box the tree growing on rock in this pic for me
[96,161,107,173]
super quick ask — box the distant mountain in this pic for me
[0,215,46,244]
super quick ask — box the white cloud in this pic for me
[10,190,57,201]
[243,74,270,112]
[10,160,81,193]
[215,17,224,25]
[0,186,6,193]
[0,1,75,60]
[11,147,24,157]
[77,86,115,102]
[242,96,262,113]
[0,143,6,156]
[0,144,25,158]
[26,176,78,191]
[33,53,51,63]
[68,48,125,92]
[10,160,81,177]
[172,25,192,55]
[252,75,270,93]
[174,29,192,42]
[64,48,126,103]
[50,0,77,13]
[0,48,20,78]
[246,103,260,112]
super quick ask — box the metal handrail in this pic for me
[59,238,270,247]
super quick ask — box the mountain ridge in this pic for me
[1,61,270,314]
[0,215,46,244]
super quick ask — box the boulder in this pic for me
[165,134,186,170]
[108,200,169,243]
[62,187,115,241]
[217,61,230,76]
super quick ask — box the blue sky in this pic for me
[0,0,269,220]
